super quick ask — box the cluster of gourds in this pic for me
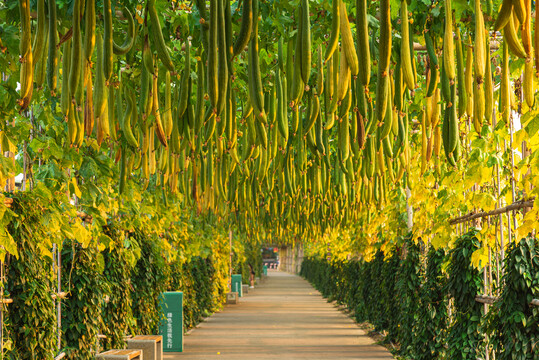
[13,0,536,235]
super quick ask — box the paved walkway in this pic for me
[165,271,394,359]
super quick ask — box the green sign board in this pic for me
[231,274,243,297]
[263,265,268,276]
[159,291,183,352]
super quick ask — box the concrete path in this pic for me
[165,271,395,359]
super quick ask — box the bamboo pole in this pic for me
[475,295,497,305]
[492,106,506,269]
[412,41,500,51]
[449,199,534,225]
[475,296,539,307]
[509,112,518,233]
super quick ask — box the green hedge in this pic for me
[61,240,104,360]
[412,247,448,359]
[396,236,422,356]
[168,254,228,330]
[100,223,136,350]
[446,230,485,359]
[130,230,168,335]
[4,193,56,360]
[1,194,249,358]
[301,231,538,358]
[186,257,213,328]
[488,237,539,358]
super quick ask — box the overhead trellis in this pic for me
[0,0,537,250]
[0,2,539,360]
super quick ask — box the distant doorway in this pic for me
[262,247,279,269]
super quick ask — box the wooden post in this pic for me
[493,107,505,267]
[405,187,413,231]
[509,113,518,233]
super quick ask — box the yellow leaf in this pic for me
[465,165,482,187]
[471,246,489,269]
[71,177,82,199]
[475,192,496,211]
[515,220,534,240]
[0,228,18,260]
[431,233,449,249]
[516,208,538,239]
[40,246,53,260]
[503,190,514,207]
[480,167,493,186]
[514,129,527,149]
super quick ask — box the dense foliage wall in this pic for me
[4,193,56,360]
[61,239,104,360]
[0,191,257,359]
[488,237,539,359]
[301,232,539,359]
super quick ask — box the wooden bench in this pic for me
[127,335,162,360]
[96,349,142,360]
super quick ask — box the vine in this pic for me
[180,260,199,329]
[301,230,528,358]
[446,230,485,359]
[4,192,56,359]
[100,223,137,349]
[208,234,230,308]
[167,254,226,331]
[395,236,422,356]
[190,257,214,319]
[488,237,539,358]
[130,230,168,334]
[412,247,449,359]
[352,258,369,323]
[343,261,361,313]
[61,239,104,360]
[380,250,400,343]
[368,251,385,332]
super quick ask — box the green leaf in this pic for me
[525,115,539,137]
[0,227,18,259]
[33,182,53,200]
